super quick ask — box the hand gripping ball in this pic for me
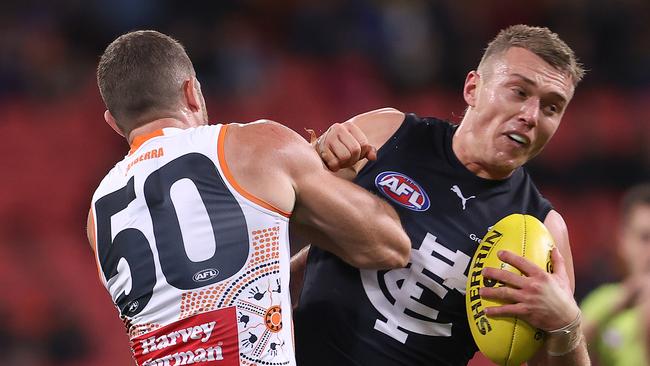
[465,214,554,366]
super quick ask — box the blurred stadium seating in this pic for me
[0,1,647,365]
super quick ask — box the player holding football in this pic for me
[87,30,410,366]
[293,25,590,365]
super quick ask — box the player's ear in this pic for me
[104,110,125,137]
[183,76,201,112]
[463,71,480,108]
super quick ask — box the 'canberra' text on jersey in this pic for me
[294,114,552,366]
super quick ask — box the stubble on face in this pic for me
[456,47,575,179]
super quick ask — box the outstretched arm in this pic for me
[286,123,411,269]
[287,108,408,300]
[225,121,411,270]
[480,210,590,365]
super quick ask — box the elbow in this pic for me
[384,232,411,268]
[371,205,411,268]
[379,221,411,268]
[354,248,410,270]
[370,220,412,269]
[378,249,410,269]
[395,243,411,267]
[350,232,411,269]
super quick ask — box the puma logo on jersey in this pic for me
[450,185,475,210]
[375,171,430,211]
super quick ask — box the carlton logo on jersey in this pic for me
[361,233,470,343]
[374,171,430,211]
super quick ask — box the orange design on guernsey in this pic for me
[145,225,287,365]
[179,226,281,318]
[128,129,165,155]
[264,305,282,332]
[129,323,162,339]
[217,124,292,218]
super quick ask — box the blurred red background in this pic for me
[0,1,648,365]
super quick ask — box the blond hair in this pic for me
[479,25,585,85]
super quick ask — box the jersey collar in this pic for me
[128,128,184,155]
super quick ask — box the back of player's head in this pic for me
[479,24,585,86]
[620,183,650,224]
[97,30,196,133]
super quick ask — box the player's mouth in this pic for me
[506,133,530,146]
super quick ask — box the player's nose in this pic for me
[518,97,540,127]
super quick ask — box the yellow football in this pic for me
[465,214,554,366]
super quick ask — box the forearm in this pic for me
[332,193,410,268]
[290,124,410,270]
[294,179,410,269]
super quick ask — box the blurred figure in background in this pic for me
[0,2,647,365]
[581,183,650,366]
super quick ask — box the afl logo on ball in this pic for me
[375,171,430,211]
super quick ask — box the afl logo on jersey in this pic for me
[193,268,220,282]
[375,171,430,211]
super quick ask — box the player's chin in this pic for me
[495,147,529,165]
[493,157,526,175]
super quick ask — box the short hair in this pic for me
[620,183,650,223]
[478,24,585,86]
[97,30,196,132]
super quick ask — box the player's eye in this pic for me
[543,104,559,116]
[512,88,526,98]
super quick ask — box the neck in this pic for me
[127,117,199,145]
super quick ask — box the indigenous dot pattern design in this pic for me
[179,226,290,365]
[128,320,162,339]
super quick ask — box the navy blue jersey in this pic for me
[294,113,553,366]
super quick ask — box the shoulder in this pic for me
[544,210,570,252]
[348,107,405,127]
[346,108,406,149]
[228,120,308,148]
[226,120,299,147]
[350,108,454,149]
[91,162,126,202]
[543,210,568,237]
[222,120,324,213]
[226,120,319,170]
